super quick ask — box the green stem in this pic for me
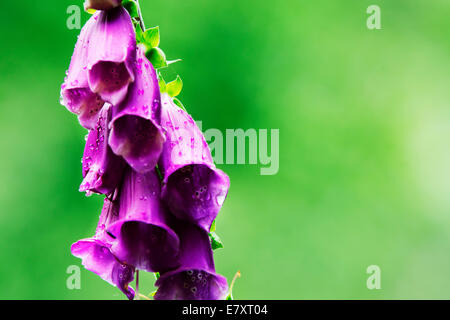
[135,270,140,300]
[155,165,164,183]
[135,0,146,32]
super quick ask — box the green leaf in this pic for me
[154,272,160,280]
[157,72,167,92]
[146,47,167,69]
[143,26,160,49]
[86,8,97,14]
[226,293,233,300]
[134,22,144,43]
[166,75,183,97]
[173,97,186,111]
[210,220,216,233]
[158,78,166,92]
[123,0,139,18]
[209,232,224,250]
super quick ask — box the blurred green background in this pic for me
[1,0,450,299]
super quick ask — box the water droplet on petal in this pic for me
[215,194,225,206]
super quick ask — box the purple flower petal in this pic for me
[109,47,165,173]
[80,104,126,196]
[71,198,135,300]
[60,13,105,129]
[87,6,136,106]
[158,93,230,231]
[71,239,135,300]
[107,167,180,273]
[154,222,228,300]
[84,0,122,11]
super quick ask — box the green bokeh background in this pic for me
[1,0,449,299]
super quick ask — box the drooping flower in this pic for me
[67,1,232,301]
[60,13,104,129]
[107,167,180,273]
[87,6,136,106]
[158,92,230,232]
[80,104,126,196]
[71,197,136,300]
[154,221,228,300]
[61,7,135,128]
[109,47,165,173]
[84,0,122,11]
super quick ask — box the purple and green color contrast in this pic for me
[61,0,231,300]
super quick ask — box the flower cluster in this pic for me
[60,1,230,300]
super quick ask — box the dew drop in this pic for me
[215,194,225,206]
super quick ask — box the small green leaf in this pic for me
[154,272,160,280]
[159,79,166,92]
[149,290,157,297]
[226,293,233,300]
[86,8,97,14]
[210,220,216,233]
[133,20,144,43]
[166,75,183,97]
[157,72,166,92]
[143,26,160,49]
[209,232,224,250]
[146,47,167,69]
[123,0,139,18]
[173,97,186,111]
